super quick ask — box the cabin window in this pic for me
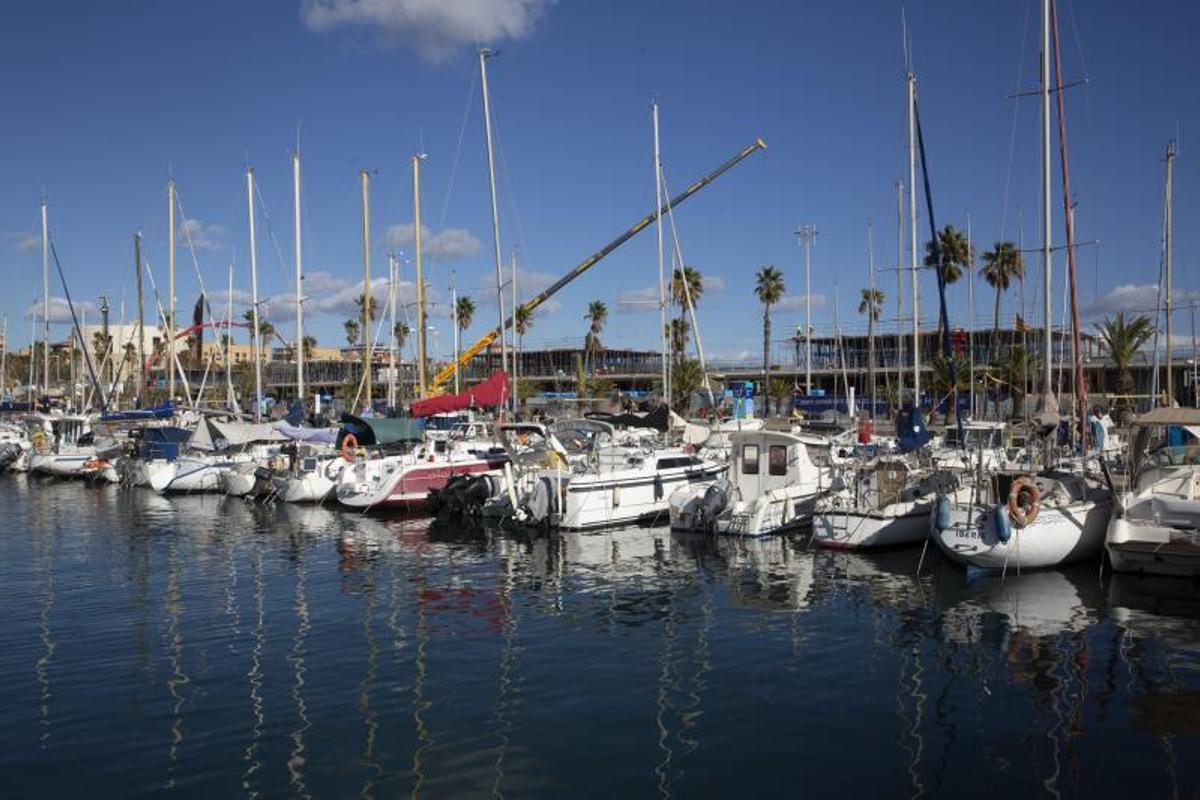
[656,456,702,470]
[742,444,759,475]
[769,445,788,476]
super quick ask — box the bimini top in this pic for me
[337,414,424,448]
[1132,407,1200,427]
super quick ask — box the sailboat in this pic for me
[932,0,1112,571]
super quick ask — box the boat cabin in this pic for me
[730,429,817,503]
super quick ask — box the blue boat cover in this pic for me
[897,407,932,454]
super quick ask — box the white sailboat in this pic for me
[931,0,1112,571]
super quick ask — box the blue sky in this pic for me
[1,0,1196,362]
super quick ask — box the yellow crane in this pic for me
[430,136,767,391]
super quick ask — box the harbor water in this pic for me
[1,475,1198,798]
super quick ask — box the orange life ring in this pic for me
[1007,476,1040,529]
[342,433,359,463]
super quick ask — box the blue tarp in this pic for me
[275,424,339,444]
[897,407,933,453]
[101,402,175,422]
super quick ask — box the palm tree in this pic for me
[980,241,1025,351]
[355,293,378,323]
[754,266,786,406]
[302,335,317,361]
[994,344,1036,419]
[924,224,972,285]
[670,266,705,310]
[583,300,608,374]
[455,296,476,332]
[931,354,971,423]
[668,317,691,360]
[343,319,360,348]
[392,322,410,353]
[1097,312,1154,422]
[859,287,885,412]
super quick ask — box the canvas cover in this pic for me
[411,371,508,417]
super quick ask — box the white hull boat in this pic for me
[274,455,347,503]
[812,460,955,550]
[1106,407,1200,579]
[933,470,1112,570]
[669,428,832,536]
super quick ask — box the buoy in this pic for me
[993,503,1012,542]
[341,433,358,463]
[1007,476,1041,528]
[935,494,951,532]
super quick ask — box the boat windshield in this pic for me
[1144,444,1200,468]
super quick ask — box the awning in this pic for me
[411,371,508,417]
[1134,407,1200,427]
[337,414,424,447]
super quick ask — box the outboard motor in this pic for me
[694,478,731,533]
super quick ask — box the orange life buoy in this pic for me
[1007,476,1040,529]
[857,416,874,444]
[342,433,359,463]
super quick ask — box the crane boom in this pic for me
[431,136,767,390]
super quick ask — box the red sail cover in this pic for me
[411,371,509,417]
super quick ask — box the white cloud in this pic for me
[304,270,350,295]
[617,275,725,313]
[5,232,39,252]
[300,0,553,62]
[26,297,99,324]
[617,286,661,313]
[479,265,557,296]
[1081,283,1198,322]
[385,223,482,260]
[177,218,225,253]
[773,294,827,314]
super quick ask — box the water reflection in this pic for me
[4,478,1200,798]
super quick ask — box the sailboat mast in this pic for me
[246,169,263,423]
[226,264,235,411]
[907,72,920,407]
[41,201,49,399]
[135,233,145,403]
[479,48,509,386]
[387,252,397,409]
[452,274,461,394]
[653,101,669,404]
[293,150,305,406]
[1164,140,1175,404]
[413,155,427,399]
[511,249,518,396]
[1049,0,1086,445]
[967,213,974,418]
[1041,0,1053,396]
[867,219,877,416]
[360,170,372,411]
[168,179,176,403]
[895,181,905,405]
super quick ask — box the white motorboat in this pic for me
[1106,407,1200,579]
[147,418,286,494]
[668,427,833,536]
[273,452,347,503]
[335,425,507,512]
[493,419,725,530]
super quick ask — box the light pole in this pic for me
[796,224,818,393]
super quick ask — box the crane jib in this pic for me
[430,137,766,390]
